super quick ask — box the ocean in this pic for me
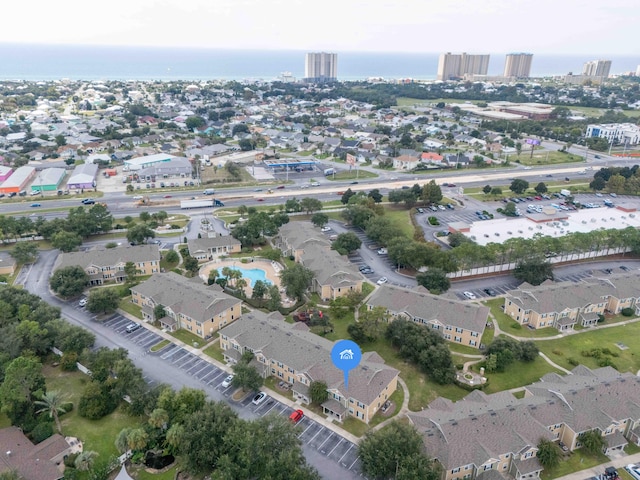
[0,44,638,81]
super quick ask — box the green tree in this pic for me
[534,182,548,194]
[86,288,120,315]
[504,201,517,216]
[127,223,155,245]
[483,184,492,195]
[15,320,52,356]
[232,353,263,393]
[368,188,383,203]
[309,381,328,405]
[416,268,451,294]
[153,304,166,320]
[331,232,362,255]
[50,265,89,298]
[311,212,329,228]
[491,187,502,196]
[341,188,356,204]
[115,428,132,454]
[300,197,323,214]
[578,430,606,455]
[280,263,314,301]
[126,428,149,451]
[183,256,200,276]
[0,356,45,428]
[164,249,179,264]
[207,269,219,286]
[35,390,68,434]
[10,242,38,264]
[51,231,82,252]
[514,258,554,285]
[54,134,66,147]
[509,179,529,195]
[536,438,561,468]
[74,451,99,471]
[251,279,268,300]
[123,261,138,283]
[265,284,282,311]
[359,422,437,480]
[185,116,206,130]
[422,180,443,204]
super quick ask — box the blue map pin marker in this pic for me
[331,340,362,391]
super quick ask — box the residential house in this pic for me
[0,426,73,479]
[53,245,160,285]
[187,235,242,262]
[273,222,363,300]
[393,154,419,170]
[408,366,640,480]
[366,285,487,348]
[421,152,444,165]
[130,272,242,338]
[504,273,640,330]
[219,311,399,423]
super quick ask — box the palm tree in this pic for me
[148,408,169,430]
[35,390,67,434]
[74,451,99,471]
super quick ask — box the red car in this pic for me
[289,409,304,423]
[276,185,286,189]
[534,196,542,200]
[257,198,264,202]
[164,195,172,198]
[336,191,345,195]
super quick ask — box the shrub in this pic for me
[60,352,78,371]
[105,242,118,249]
[567,357,579,366]
[428,216,440,225]
[171,224,181,229]
[31,422,54,443]
[78,383,119,420]
[621,307,634,317]
[65,453,80,468]
[552,349,563,356]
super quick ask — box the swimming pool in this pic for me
[222,266,272,288]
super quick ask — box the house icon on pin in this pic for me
[339,349,354,360]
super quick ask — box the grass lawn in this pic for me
[518,151,584,165]
[203,342,226,363]
[342,417,371,437]
[0,413,11,429]
[396,97,470,107]
[311,309,353,342]
[483,299,560,338]
[540,450,609,480]
[160,256,179,271]
[119,297,143,319]
[535,321,640,374]
[481,325,495,346]
[150,339,170,352]
[327,170,378,181]
[170,329,211,347]
[128,465,178,480]
[448,343,484,356]
[44,365,144,460]
[625,442,640,455]
[383,207,414,239]
[481,356,563,394]
[361,282,375,298]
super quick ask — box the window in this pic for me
[454,336,462,342]
[445,325,452,331]
[455,327,463,333]
[469,340,477,347]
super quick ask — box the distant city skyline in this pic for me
[2,0,638,55]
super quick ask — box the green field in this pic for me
[517,151,584,165]
[482,356,562,394]
[484,299,560,338]
[535,321,640,374]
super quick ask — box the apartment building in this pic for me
[366,284,488,349]
[304,52,338,83]
[54,244,160,285]
[187,235,242,262]
[409,366,640,480]
[273,222,363,301]
[583,59,612,78]
[437,52,490,81]
[130,272,241,339]
[503,53,533,78]
[219,311,399,423]
[504,273,640,331]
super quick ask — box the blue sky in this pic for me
[4,0,638,55]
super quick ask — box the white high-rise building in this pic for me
[437,52,490,81]
[304,52,338,83]
[582,60,612,78]
[503,53,533,78]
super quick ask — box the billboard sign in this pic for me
[346,153,356,166]
[526,138,541,146]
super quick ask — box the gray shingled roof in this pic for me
[54,244,160,271]
[187,235,241,253]
[506,272,640,313]
[131,272,240,323]
[0,426,65,480]
[276,222,331,251]
[301,244,361,289]
[220,311,398,406]
[367,284,488,334]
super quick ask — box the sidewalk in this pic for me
[117,309,361,445]
[554,452,640,480]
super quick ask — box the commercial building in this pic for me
[583,59,612,78]
[0,166,12,183]
[137,156,192,180]
[124,153,175,171]
[30,168,66,192]
[504,272,640,331]
[437,52,490,81]
[67,163,98,190]
[0,166,36,194]
[219,310,399,423]
[130,272,242,339]
[585,123,640,145]
[409,366,640,480]
[366,284,488,349]
[503,53,533,78]
[304,52,338,83]
[54,245,161,285]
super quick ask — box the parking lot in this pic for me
[95,312,365,477]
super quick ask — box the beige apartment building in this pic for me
[504,273,640,331]
[130,272,241,339]
[187,235,242,262]
[273,222,363,301]
[366,284,488,349]
[53,244,160,285]
[409,366,640,480]
[219,311,399,423]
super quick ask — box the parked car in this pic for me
[310,182,320,187]
[377,248,388,255]
[620,265,631,272]
[361,268,374,274]
[221,374,234,388]
[252,392,267,405]
[446,204,455,210]
[276,185,285,189]
[377,277,388,285]
[463,291,477,300]
[320,226,332,232]
[133,195,143,200]
[359,265,370,272]
[289,409,304,423]
[416,208,424,213]
[81,198,95,204]
[30,203,41,207]
[125,323,141,333]
[78,298,87,307]
[483,288,497,297]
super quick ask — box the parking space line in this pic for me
[192,364,210,377]
[338,444,354,465]
[307,426,324,444]
[160,346,180,360]
[348,456,360,470]
[199,370,218,382]
[318,432,335,452]
[298,422,314,438]
[185,359,205,372]
[327,438,344,457]
[259,401,278,416]
[171,351,189,363]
